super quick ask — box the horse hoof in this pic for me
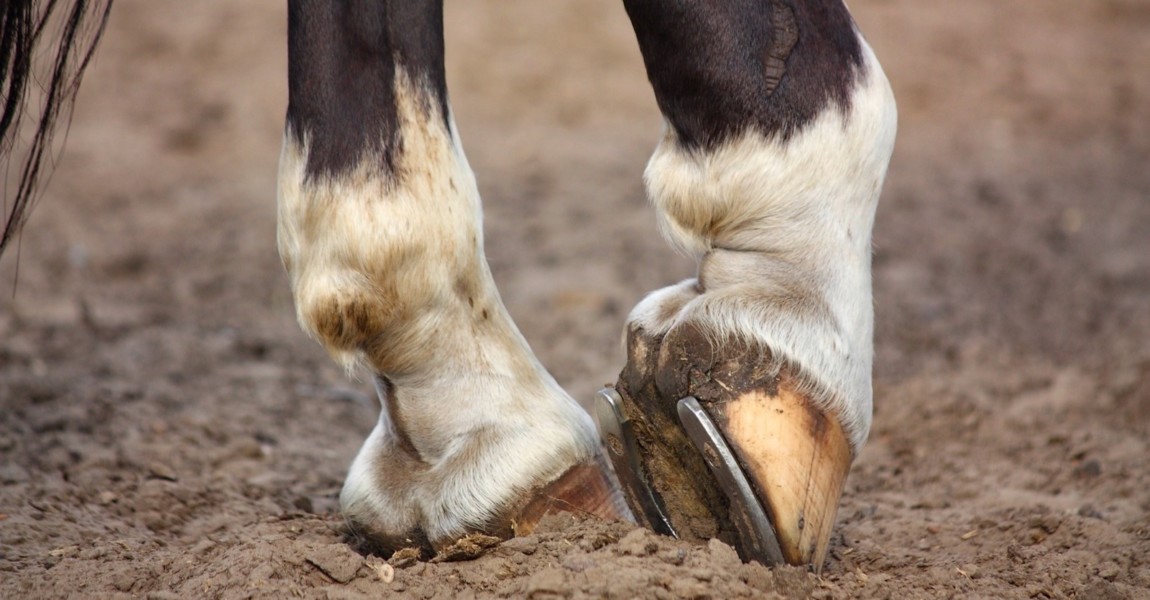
[505,457,631,537]
[604,322,853,572]
[344,451,629,559]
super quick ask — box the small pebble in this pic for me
[147,463,178,482]
[958,563,980,579]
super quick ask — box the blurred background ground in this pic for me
[1,1,1148,598]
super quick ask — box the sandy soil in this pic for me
[2,1,1149,598]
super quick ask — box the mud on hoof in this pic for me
[608,320,853,571]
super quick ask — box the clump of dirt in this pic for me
[374,514,816,599]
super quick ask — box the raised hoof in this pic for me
[605,323,854,572]
[595,388,677,538]
[676,395,785,566]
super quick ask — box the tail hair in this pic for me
[1,0,112,257]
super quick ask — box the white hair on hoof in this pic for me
[278,69,607,548]
[629,40,898,451]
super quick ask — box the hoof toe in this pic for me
[606,323,853,572]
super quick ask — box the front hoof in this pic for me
[341,453,629,560]
[607,322,853,572]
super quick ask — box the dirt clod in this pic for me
[387,546,423,568]
[616,528,659,556]
[306,544,364,583]
[432,533,503,562]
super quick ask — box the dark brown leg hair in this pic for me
[1,0,113,257]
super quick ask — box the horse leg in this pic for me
[277,1,626,554]
[609,0,897,570]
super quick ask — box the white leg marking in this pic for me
[277,70,598,543]
[634,40,898,451]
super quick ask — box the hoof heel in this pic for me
[595,387,676,537]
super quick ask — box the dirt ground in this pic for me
[2,0,1149,598]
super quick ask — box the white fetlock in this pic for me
[611,41,897,570]
[278,70,624,553]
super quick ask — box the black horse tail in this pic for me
[1,0,112,257]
